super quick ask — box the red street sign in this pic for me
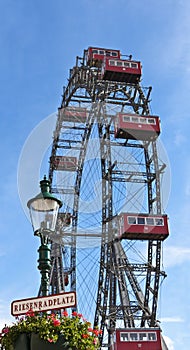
[11,291,76,316]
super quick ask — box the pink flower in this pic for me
[26,309,35,317]
[2,327,9,334]
[48,338,54,343]
[62,311,68,317]
[93,338,98,345]
[77,313,83,318]
[53,319,61,326]
[82,334,89,338]
[93,329,100,336]
[72,311,78,317]
[88,327,93,332]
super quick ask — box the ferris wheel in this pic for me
[47,47,169,349]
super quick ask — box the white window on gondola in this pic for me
[128,217,136,224]
[109,60,116,66]
[148,332,157,341]
[120,333,129,341]
[99,50,104,55]
[148,118,156,124]
[155,218,164,226]
[92,49,98,54]
[131,62,138,68]
[116,61,122,66]
[140,117,147,124]
[129,333,138,341]
[137,217,145,225]
[112,51,118,57]
[146,217,154,225]
[123,115,131,122]
[124,62,130,67]
[139,333,148,341]
[131,116,138,123]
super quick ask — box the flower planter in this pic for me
[1,311,100,350]
[14,333,30,350]
[30,333,67,350]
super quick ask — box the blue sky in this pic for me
[0,0,190,349]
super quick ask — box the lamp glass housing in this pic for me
[27,176,62,236]
[28,198,60,234]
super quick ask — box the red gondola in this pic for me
[58,106,87,123]
[87,47,120,67]
[114,328,162,350]
[117,213,169,241]
[115,113,161,141]
[101,58,142,83]
[51,156,77,171]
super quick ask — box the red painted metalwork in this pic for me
[117,213,169,241]
[101,58,141,83]
[115,113,160,141]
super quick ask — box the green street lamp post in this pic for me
[27,176,62,296]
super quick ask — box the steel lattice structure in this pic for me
[44,48,168,349]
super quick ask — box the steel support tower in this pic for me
[44,49,168,349]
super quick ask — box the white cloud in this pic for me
[160,317,184,323]
[163,335,175,350]
[164,246,190,268]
